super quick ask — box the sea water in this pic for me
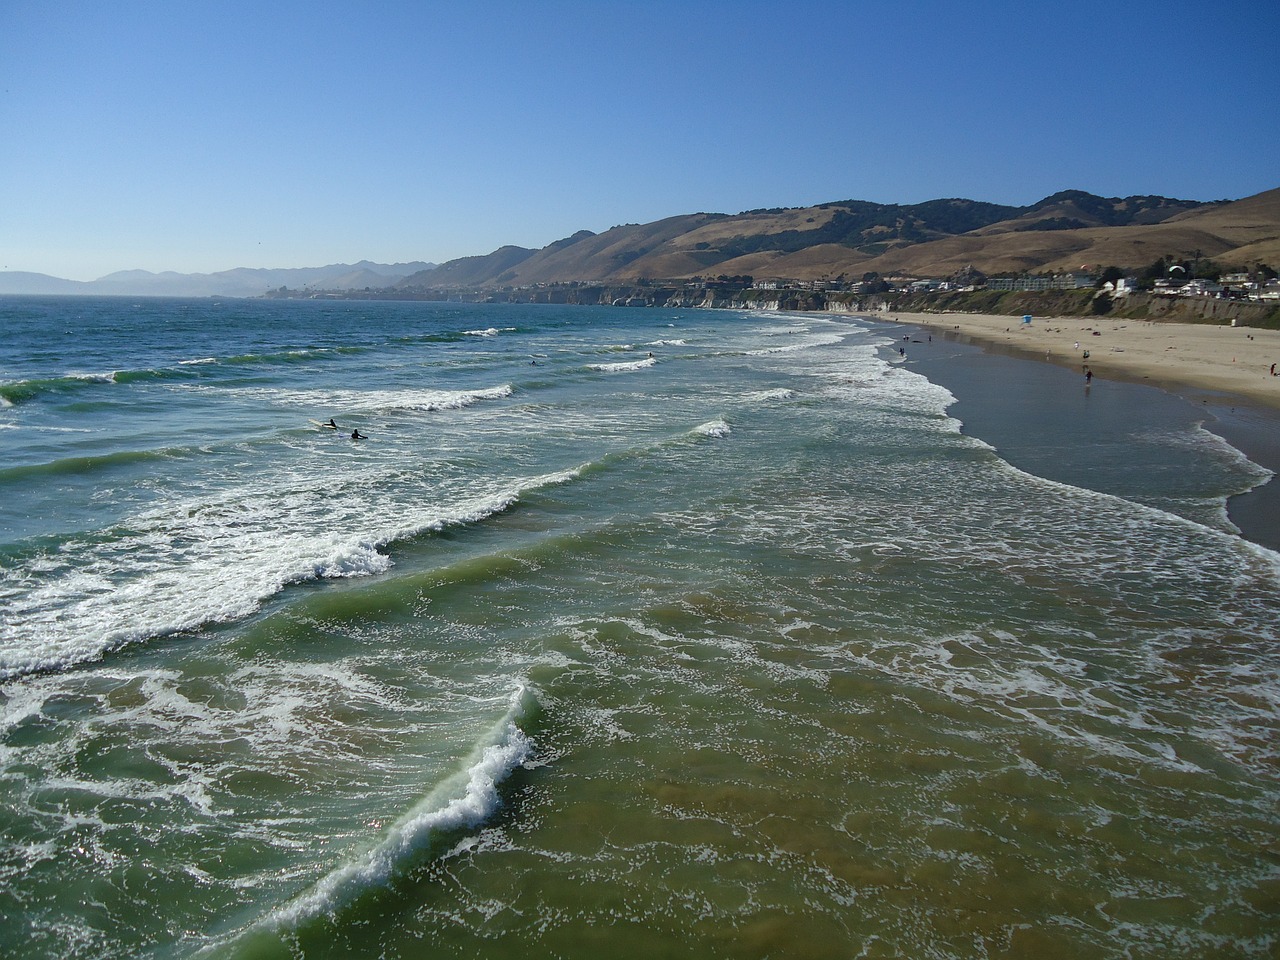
[0,297,1276,959]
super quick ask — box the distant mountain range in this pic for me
[0,261,435,298]
[5,187,1278,298]
[390,188,1280,290]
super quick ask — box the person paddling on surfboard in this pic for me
[351,429,367,440]
[325,418,337,428]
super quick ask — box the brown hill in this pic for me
[408,245,535,287]
[850,221,1238,277]
[396,188,1280,289]
[1158,187,1280,266]
[860,188,1280,277]
[511,214,726,284]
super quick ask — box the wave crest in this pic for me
[217,685,536,947]
[588,358,656,373]
[694,418,731,438]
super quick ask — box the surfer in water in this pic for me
[351,429,367,440]
[324,418,338,429]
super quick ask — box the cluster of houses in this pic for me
[749,270,1280,301]
[1150,272,1280,301]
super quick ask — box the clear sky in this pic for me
[2,0,1276,280]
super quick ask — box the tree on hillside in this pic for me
[1137,257,1170,289]
[1191,259,1223,281]
[1098,266,1126,287]
[860,271,890,293]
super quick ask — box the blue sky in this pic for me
[2,0,1276,280]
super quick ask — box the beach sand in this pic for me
[891,312,1280,552]
[893,311,1280,410]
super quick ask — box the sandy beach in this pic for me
[894,311,1280,410]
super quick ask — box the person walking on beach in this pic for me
[1085,368,1093,384]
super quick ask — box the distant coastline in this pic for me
[0,261,435,300]
[5,186,1277,301]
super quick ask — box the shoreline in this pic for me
[884,312,1280,553]
[891,310,1280,410]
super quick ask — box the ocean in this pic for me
[1,296,1277,958]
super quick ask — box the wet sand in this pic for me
[891,318,1280,553]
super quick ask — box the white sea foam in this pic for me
[179,357,219,365]
[67,371,118,383]
[879,628,1258,775]
[0,658,431,815]
[693,418,731,438]
[527,465,585,488]
[741,318,850,357]
[589,358,656,372]
[646,339,687,346]
[0,459,589,679]
[230,383,513,414]
[745,388,796,402]
[812,344,961,425]
[463,327,516,337]
[0,528,392,679]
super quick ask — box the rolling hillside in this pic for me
[397,188,1280,289]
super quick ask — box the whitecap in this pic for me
[588,358,656,373]
[693,418,731,438]
[228,383,514,414]
[0,463,589,679]
[745,388,796,402]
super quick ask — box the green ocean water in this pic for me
[0,298,1276,958]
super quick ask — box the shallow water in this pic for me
[1,298,1276,958]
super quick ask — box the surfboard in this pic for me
[308,419,338,429]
